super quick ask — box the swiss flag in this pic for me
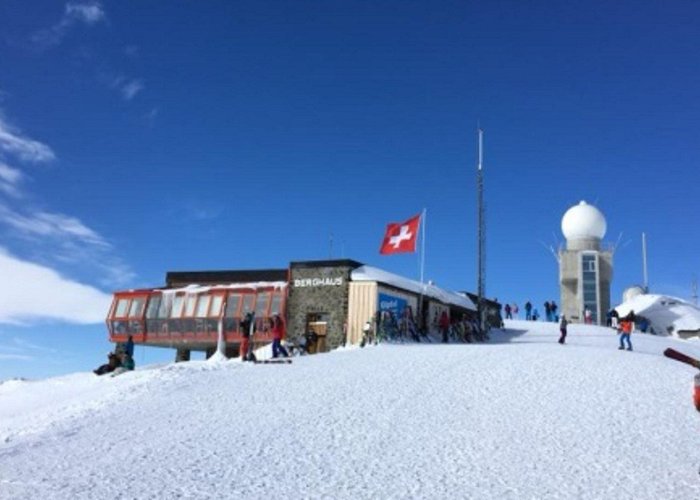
[379,213,421,255]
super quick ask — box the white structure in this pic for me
[559,201,613,324]
[622,285,646,303]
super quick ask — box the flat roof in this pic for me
[166,269,288,287]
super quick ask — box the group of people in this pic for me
[93,335,135,376]
[240,312,290,361]
[503,301,559,323]
[557,309,636,351]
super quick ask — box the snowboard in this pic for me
[253,358,292,364]
[663,348,700,369]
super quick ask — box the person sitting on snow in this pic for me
[93,352,121,376]
[110,352,135,377]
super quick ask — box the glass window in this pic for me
[128,297,146,318]
[196,295,211,317]
[171,295,184,318]
[255,292,270,316]
[225,293,241,318]
[210,295,223,317]
[146,295,161,319]
[114,298,130,317]
[158,294,173,318]
[270,292,283,316]
[242,294,255,315]
[184,294,197,317]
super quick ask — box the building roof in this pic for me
[290,259,364,270]
[351,265,476,311]
[166,269,287,287]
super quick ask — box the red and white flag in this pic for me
[379,213,421,255]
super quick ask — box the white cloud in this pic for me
[121,79,144,101]
[0,353,33,361]
[0,117,55,163]
[0,206,109,248]
[31,1,106,49]
[65,2,106,25]
[0,163,24,198]
[0,247,112,325]
[103,75,145,101]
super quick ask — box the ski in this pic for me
[253,359,292,364]
[663,348,700,369]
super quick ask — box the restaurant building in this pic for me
[106,259,479,360]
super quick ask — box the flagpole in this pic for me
[420,208,426,284]
[419,208,427,334]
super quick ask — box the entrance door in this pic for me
[306,312,329,353]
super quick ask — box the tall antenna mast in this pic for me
[692,276,698,306]
[642,232,648,292]
[476,128,486,331]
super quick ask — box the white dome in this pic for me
[561,200,607,240]
[623,286,646,303]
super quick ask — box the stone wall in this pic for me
[287,262,356,351]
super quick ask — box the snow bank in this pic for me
[616,293,700,335]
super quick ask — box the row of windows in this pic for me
[111,316,278,337]
[111,290,285,321]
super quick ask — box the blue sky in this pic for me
[1,1,699,380]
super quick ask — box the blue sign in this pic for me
[378,293,407,317]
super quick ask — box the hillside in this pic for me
[2,321,700,499]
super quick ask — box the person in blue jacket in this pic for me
[125,335,134,358]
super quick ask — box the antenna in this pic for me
[611,231,623,254]
[642,232,648,292]
[476,128,486,331]
[329,232,334,259]
[539,240,560,263]
[692,275,698,305]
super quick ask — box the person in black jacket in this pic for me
[239,311,256,361]
[558,316,568,344]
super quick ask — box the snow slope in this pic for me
[2,321,700,499]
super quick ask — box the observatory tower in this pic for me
[559,201,613,324]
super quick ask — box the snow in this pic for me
[616,293,700,335]
[2,321,700,499]
[352,265,476,310]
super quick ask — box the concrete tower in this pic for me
[559,201,613,324]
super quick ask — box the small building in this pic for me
[106,259,478,360]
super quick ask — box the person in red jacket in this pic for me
[439,311,450,343]
[271,314,290,358]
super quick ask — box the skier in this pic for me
[270,314,289,358]
[525,301,532,320]
[532,308,540,321]
[558,315,568,344]
[512,303,519,318]
[584,308,592,324]
[240,311,256,361]
[504,303,512,320]
[544,301,551,322]
[618,318,633,351]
